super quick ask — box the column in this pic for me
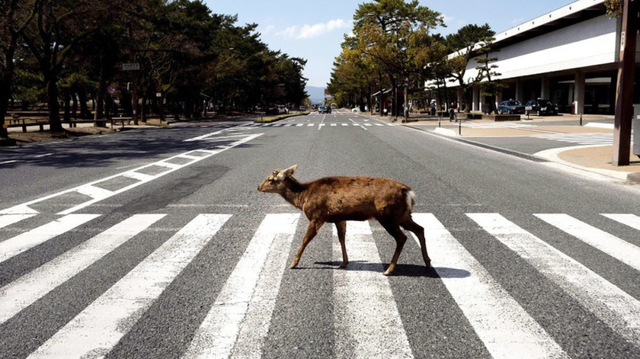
[574,71,585,115]
[472,86,479,112]
[541,77,551,100]
[457,88,464,109]
[515,80,524,103]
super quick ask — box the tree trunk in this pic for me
[0,43,17,139]
[47,75,63,133]
[94,66,107,127]
[78,89,89,118]
[64,90,71,123]
[0,77,11,138]
[141,95,147,123]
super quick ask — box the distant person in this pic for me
[449,103,456,122]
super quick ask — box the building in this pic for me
[439,0,639,115]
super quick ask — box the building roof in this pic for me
[492,0,607,50]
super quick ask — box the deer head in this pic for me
[258,165,298,193]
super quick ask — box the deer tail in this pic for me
[406,190,416,212]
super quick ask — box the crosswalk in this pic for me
[1,211,639,358]
[531,133,626,146]
[242,122,395,128]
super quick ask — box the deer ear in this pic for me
[278,164,297,179]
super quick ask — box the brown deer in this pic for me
[258,164,431,275]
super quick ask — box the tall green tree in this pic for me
[446,23,495,113]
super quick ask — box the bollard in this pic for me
[438,115,441,128]
[459,116,462,135]
[580,113,583,126]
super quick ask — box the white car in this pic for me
[351,108,358,113]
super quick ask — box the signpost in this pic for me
[612,0,638,166]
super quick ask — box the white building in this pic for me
[441,0,639,115]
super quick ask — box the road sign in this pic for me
[122,63,140,71]
[107,85,117,95]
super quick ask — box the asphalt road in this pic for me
[1,110,640,358]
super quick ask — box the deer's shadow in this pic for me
[297,261,470,278]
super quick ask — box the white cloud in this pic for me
[276,26,299,38]
[276,19,353,39]
[262,25,275,35]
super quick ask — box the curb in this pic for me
[534,145,638,183]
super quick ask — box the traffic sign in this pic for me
[107,85,117,95]
[122,63,140,71]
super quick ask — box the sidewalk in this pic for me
[368,111,640,183]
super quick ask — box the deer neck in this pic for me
[279,177,307,210]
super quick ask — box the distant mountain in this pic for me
[306,86,326,104]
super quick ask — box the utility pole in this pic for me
[612,0,638,166]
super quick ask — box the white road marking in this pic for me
[411,214,568,358]
[184,214,299,359]
[332,221,413,359]
[28,214,230,359]
[318,123,325,130]
[348,118,367,131]
[535,214,640,272]
[0,134,262,216]
[0,214,165,324]
[183,130,224,142]
[0,160,18,165]
[342,123,348,126]
[331,123,337,126]
[0,214,100,264]
[469,213,640,348]
[296,124,303,127]
[0,214,36,229]
[307,123,314,127]
[602,214,640,231]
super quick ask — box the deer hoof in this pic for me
[289,260,299,269]
[339,262,348,269]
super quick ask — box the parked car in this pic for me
[318,106,328,113]
[351,107,359,113]
[524,99,558,116]
[265,104,278,115]
[498,100,525,114]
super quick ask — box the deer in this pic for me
[257,164,431,275]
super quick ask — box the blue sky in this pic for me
[205,0,573,87]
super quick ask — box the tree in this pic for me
[0,0,35,138]
[446,24,495,113]
[352,0,443,120]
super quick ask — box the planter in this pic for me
[482,114,521,122]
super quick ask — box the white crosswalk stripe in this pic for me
[28,214,230,358]
[184,213,300,359]
[0,214,100,264]
[535,214,640,272]
[469,213,640,348]
[0,214,36,229]
[530,133,626,146]
[0,214,165,324]
[332,221,413,359]
[0,211,638,357]
[411,214,568,358]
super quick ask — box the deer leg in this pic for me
[290,219,324,269]
[400,215,431,268]
[335,221,348,268]
[379,220,407,276]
